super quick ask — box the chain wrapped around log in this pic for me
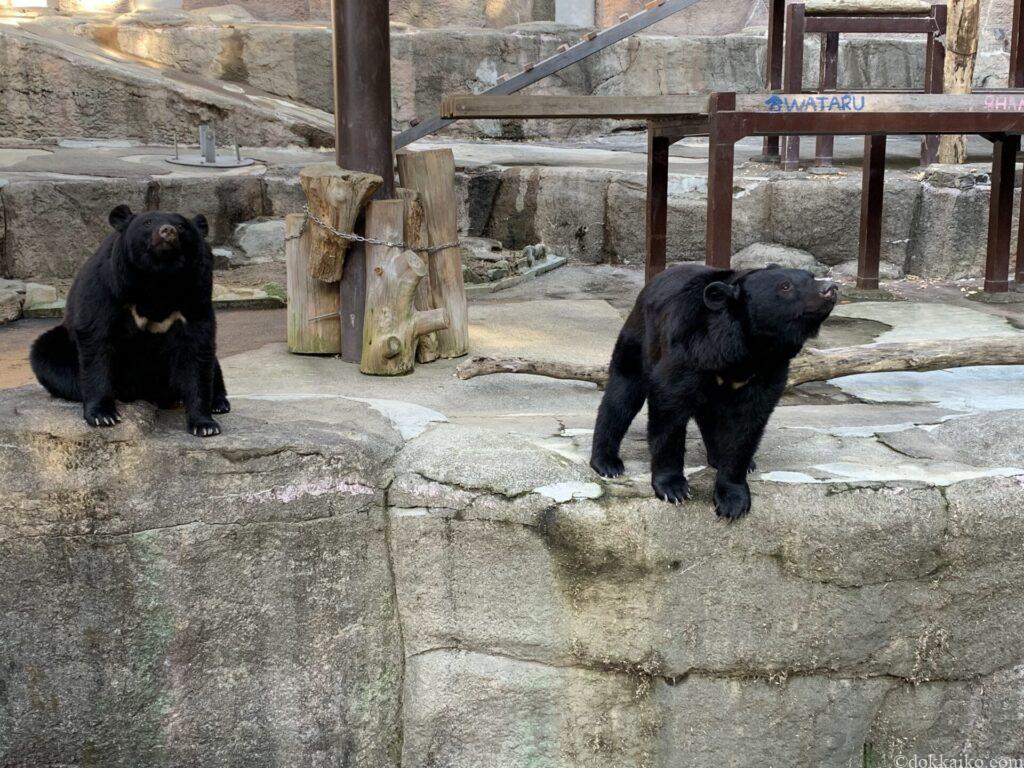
[455,336,1024,390]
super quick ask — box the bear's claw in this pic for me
[85,406,121,428]
[188,417,222,438]
[653,474,691,505]
[590,454,625,479]
[714,480,752,521]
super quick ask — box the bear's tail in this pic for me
[30,326,82,402]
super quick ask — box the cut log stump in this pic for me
[396,148,469,359]
[299,163,382,282]
[939,0,981,164]
[399,187,441,364]
[360,200,450,376]
[286,213,341,355]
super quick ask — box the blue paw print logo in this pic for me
[765,95,785,112]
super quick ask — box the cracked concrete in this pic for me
[1,269,1022,766]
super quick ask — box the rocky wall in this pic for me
[0,163,1006,281]
[2,386,1023,766]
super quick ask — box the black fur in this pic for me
[30,205,230,437]
[590,263,838,520]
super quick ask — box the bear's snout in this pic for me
[819,282,839,301]
[157,224,178,244]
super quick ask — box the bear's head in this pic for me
[109,205,210,274]
[705,266,839,353]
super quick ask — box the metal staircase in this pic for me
[393,0,705,149]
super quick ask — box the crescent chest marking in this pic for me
[130,305,187,334]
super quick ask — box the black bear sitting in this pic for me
[31,205,230,437]
[590,264,838,520]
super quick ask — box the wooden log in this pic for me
[396,148,469,359]
[398,187,441,364]
[286,213,341,355]
[939,0,981,164]
[455,337,1024,389]
[360,200,450,376]
[804,0,932,14]
[298,162,382,282]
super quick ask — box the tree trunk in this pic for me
[939,0,981,164]
[286,214,342,355]
[360,200,450,376]
[399,187,441,364]
[455,337,1024,389]
[298,163,381,282]
[396,148,469,358]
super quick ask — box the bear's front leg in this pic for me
[77,339,121,427]
[172,334,221,437]
[710,375,786,521]
[647,389,693,505]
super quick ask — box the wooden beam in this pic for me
[441,94,710,120]
[804,0,932,13]
[443,92,1024,122]
[394,0,706,148]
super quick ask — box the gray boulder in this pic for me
[0,289,22,324]
[233,218,287,264]
[732,242,828,275]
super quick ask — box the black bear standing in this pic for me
[31,205,230,437]
[590,264,838,520]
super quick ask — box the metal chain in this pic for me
[284,205,461,254]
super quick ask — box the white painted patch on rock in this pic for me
[764,465,1024,486]
[832,366,1024,413]
[534,481,604,503]
[343,398,448,440]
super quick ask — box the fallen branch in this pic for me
[456,337,1024,390]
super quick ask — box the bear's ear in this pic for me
[109,205,135,232]
[703,281,740,311]
[764,263,782,270]
[192,214,210,238]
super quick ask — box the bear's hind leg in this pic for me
[30,326,82,402]
[696,409,756,473]
[211,360,231,415]
[590,328,646,478]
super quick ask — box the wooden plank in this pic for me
[442,94,710,120]
[804,0,932,14]
[735,92,1024,113]
[393,0,706,149]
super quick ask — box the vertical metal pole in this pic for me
[763,0,786,161]
[857,135,887,291]
[815,32,839,168]
[706,93,737,270]
[782,4,806,171]
[921,5,946,165]
[1011,0,1024,88]
[645,126,670,284]
[986,134,1019,293]
[332,0,395,363]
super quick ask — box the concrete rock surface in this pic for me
[3,356,1024,768]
